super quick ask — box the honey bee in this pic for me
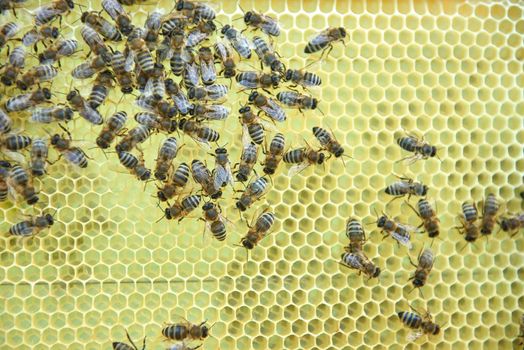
[5,88,52,112]
[88,70,115,109]
[30,138,49,177]
[201,202,227,241]
[221,24,251,59]
[0,160,10,201]
[102,0,134,37]
[16,64,58,90]
[284,68,322,88]
[136,94,177,119]
[7,165,39,205]
[236,71,280,90]
[235,176,269,211]
[38,39,78,65]
[277,91,318,111]
[0,108,12,134]
[182,57,200,89]
[117,151,151,181]
[115,124,151,153]
[398,305,442,342]
[0,0,28,16]
[239,105,273,146]
[384,176,428,200]
[283,146,326,176]
[22,26,60,50]
[127,37,154,75]
[375,211,415,249]
[408,199,440,239]
[175,0,216,21]
[142,63,166,99]
[81,11,122,42]
[160,13,189,36]
[135,112,177,133]
[0,134,32,152]
[34,0,74,26]
[157,162,190,202]
[253,36,285,73]
[66,90,103,125]
[340,249,380,279]
[71,55,107,80]
[214,42,236,78]
[96,111,127,149]
[187,20,216,48]
[235,142,258,182]
[408,248,434,291]
[312,127,345,158]
[191,159,221,199]
[243,10,280,37]
[345,218,366,252]
[240,211,275,250]
[143,11,162,50]
[50,127,89,168]
[154,137,178,181]
[198,46,216,85]
[164,194,201,221]
[81,26,112,63]
[165,79,191,115]
[9,213,54,237]
[0,22,19,51]
[498,213,524,237]
[397,133,438,163]
[304,27,347,58]
[479,193,499,236]
[189,103,230,121]
[163,29,187,76]
[248,91,286,122]
[178,118,220,147]
[212,147,233,188]
[261,132,285,175]
[111,50,134,94]
[1,46,26,86]
[112,330,146,350]
[455,202,480,245]
[187,84,228,101]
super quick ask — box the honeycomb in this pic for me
[1,0,523,349]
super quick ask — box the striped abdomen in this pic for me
[398,311,422,329]
[397,136,418,152]
[162,324,187,340]
[210,221,226,241]
[461,202,478,223]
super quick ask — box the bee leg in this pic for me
[408,255,418,268]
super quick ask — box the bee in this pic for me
[0,161,11,201]
[88,70,115,109]
[212,147,233,188]
[1,46,26,86]
[0,22,19,50]
[191,159,221,199]
[187,84,228,101]
[261,132,285,175]
[198,46,216,85]
[189,103,229,121]
[7,165,39,205]
[164,194,201,221]
[384,177,428,200]
[112,330,146,350]
[253,36,285,73]
[164,29,187,75]
[236,71,280,90]
[96,111,127,149]
[0,134,31,152]
[9,213,54,237]
[22,26,59,50]
[117,151,151,181]
[340,249,380,279]
[187,20,216,48]
[235,176,269,211]
[5,88,52,112]
[0,0,28,16]
[0,108,12,134]
[312,127,345,158]
[375,212,415,249]
[214,42,236,78]
[248,91,286,122]
[243,10,280,37]
[397,133,438,163]
[102,0,134,37]
[50,128,89,168]
[479,193,499,236]
[160,13,189,36]
[157,162,190,202]
[34,0,74,26]
[16,65,58,90]
[277,91,318,110]
[81,26,112,63]
[408,248,434,291]
[71,55,107,80]
[221,24,251,59]
[175,0,216,21]
[304,27,347,57]
[30,138,49,177]
[66,90,103,125]
[143,11,162,50]
[127,37,154,75]
[408,199,440,239]
[398,305,442,342]
[201,202,227,241]
[235,142,258,182]
[115,124,151,153]
[154,137,178,181]
[136,95,177,119]
[456,202,480,245]
[165,79,191,115]
[141,63,166,99]
[182,57,200,89]
[81,11,122,42]
[239,105,273,146]
[498,213,524,237]
[283,146,326,176]
[240,211,275,250]
[284,68,322,88]
[345,218,366,252]
[38,39,78,65]
[111,50,134,94]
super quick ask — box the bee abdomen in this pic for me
[4,135,31,150]
[247,123,264,144]
[118,151,139,169]
[398,312,422,329]
[88,85,109,109]
[304,40,328,54]
[211,221,226,241]
[303,71,322,86]
[283,149,305,164]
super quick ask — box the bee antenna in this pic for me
[458,242,469,253]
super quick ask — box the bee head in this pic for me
[334,147,344,158]
[270,61,283,73]
[66,0,74,9]
[66,90,77,101]
[210,190,222,199]
[179,118,187,128]
[27,192,39,205]
[51,27,59,39]
[236,172,247,182]
[45,214,54,225]
[242,238,254,250]
[50,134,60,145]
[63,108,74,121]
[244,11,253,23]
[220,25,231,34]
[270,74,280,87]
[499,218,509,232]
[236,200,246,211]
[201,325,209,338]
[164,208,172,220]
[412,275,424,287]
[202,202,213,211]
[339,27,347,38]
[206,20,217,32]
[425,145,437,157]
[168,120,177,133]
[317,152,325,164]
[175,0,184,11]
[311,98,318,109]
[377,215,387,228]
[372,267,381,278]
[166,106,178,119]
[80,12,88,23]
[432,324,441,335]
[42,88,51,100]
[248,91,258,102]
[239,106,251,114]
[263,167,274,175]
[420,185,428,196]
[0,160,11,168]
[215,147,227,155]
[139,168,151,181]
[187,87,196,99]
[1,76,13,86]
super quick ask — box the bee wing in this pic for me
[266,98,286,122]
[213,166,228,189]
[391,231,413,250]
[101,0,124,20]
[34,8,62,25]
[242,124,251,147]
[258,118,277,131]
[2,150,27,165]
[261,17,280,35]
[397,223,419,234]
[307,30,331,46]
[287,162,311,177]
[124,51,135,72]
[200,62,216,84]
[407,330,424,342]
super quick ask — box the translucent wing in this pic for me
[407,330,424,342]
[396,223,419,234]
[266,98,286,122]
[342,253,364,270]
[124,51,135,72]
[308,30,331,46]
[187,30,207,47]
[242,124,251,147]
[2,150,26,164]
[34,8,62,25]
[64,148,87,168]
[202,105,229,120]
[213,165,233,189]
[102,0,125,20]
[391,231,413,249]
[200,62,216,84]
[287,162,311,177]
